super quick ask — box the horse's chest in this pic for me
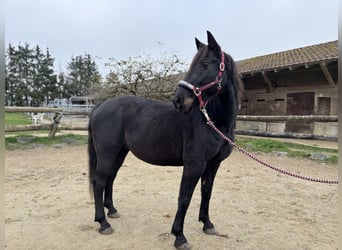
[197,133,230,160]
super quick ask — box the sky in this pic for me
[5,0,338,76]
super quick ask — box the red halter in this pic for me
[178,51,225,109]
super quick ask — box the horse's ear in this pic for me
[207,31,221,54]
[195,37,205,50]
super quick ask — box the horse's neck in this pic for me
[207,86,238,130]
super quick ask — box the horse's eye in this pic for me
[202,59,209,67]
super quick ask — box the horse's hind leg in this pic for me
[104,175,120,218]
[104,148,129,218]
[199,163,220,235]
[93,153,117,234]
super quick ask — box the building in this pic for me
[236,40,338,139]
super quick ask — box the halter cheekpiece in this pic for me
[178,51,225,110]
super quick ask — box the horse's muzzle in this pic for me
[172,94,194,113]
[173,96,182,110]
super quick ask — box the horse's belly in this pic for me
[130,149,183,166]
[126,133,183,167]
[128,141,183,166]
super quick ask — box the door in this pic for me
[317,97,331,115]
[285,92,314,133]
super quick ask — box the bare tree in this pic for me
[90,52,186,103]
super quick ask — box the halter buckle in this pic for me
[219,62,225,72]
[216,75,222,83]
[217,82,222,91]
[194,87,201,96]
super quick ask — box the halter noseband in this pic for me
[178,51,225,109]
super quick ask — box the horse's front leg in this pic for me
[171,163,205,250]
[199,163,220,235]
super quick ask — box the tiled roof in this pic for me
[236,40,338,75]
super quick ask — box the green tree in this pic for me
[40,48,57,105]
[5,44,18,106]
[5,43,58,106]
[30,45,45,106]
[16,43,34,106]
[56,71,66,99]
[65,54,101,97]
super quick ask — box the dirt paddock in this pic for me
[5,145,338,249]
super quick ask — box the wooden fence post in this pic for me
[48,112,64,138]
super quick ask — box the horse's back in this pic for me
[91,96,177,127]
[90,96,184,165]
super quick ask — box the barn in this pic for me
[236,40,338,140]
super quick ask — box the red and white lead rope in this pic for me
[202,109,339,184]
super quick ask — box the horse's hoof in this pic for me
[99,226,113,235]
[203,227,217,235]
[108,212,120,219]
[175,242,192,250]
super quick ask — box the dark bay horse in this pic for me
[88,31,242,249]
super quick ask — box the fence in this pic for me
[235,115,338,140]
[5,106,339,140]
[5,106,90,138]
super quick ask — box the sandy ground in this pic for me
[5,145,338,250]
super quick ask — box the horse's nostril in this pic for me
[173,97,182,109]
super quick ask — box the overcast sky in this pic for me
[5,0,338,76]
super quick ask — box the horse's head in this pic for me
[173,31,226,113]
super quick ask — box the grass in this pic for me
[236,137,338,165]
[5,134,88,151]
[6,130,51,136]
[5,112,32,126]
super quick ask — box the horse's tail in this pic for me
[88,104,102,198]
[88,120,96,198]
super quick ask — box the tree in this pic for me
[5,43,58,106]
[30,46,57,106]
[65,54,101,97]
[56,71,66,99]
[98,51,186,102]
[40,48,58,105]
[30,45,45,106]
[5,44,18,106]
[16,43,34,106]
